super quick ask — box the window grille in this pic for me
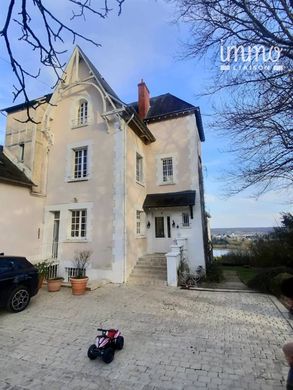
[78,100,88,126]
[162,157,173,183]
[136,210,145,236]
[65,267,86,282]
[71,209,87,238]
[182,213,190,227]
[47,264,59,279]
[74,147,88,179]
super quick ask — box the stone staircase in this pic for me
[127,253,167,286]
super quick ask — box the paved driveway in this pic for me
[0,285,292,390]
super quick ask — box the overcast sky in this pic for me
[0,0,291,228]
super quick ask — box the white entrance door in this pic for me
[153,212,173,253]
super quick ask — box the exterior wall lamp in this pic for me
[172,220,176,228]
[147,221,151,229]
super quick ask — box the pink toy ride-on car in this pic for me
[87,328,124,364]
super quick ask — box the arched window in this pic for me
[77,99,88,126]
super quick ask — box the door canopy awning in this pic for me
[143,190,196,210]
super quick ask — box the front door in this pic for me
[153,212,173,253]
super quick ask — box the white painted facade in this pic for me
[0,47,207,283]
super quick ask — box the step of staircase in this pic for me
[127,253,167,286]
[136,254,167,267]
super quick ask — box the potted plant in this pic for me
[47,276,64,292]
[70,250,91,295]
[35,259,52,290]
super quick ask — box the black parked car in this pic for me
[0,256,39,312]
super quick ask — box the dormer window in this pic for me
[78,99,88,126]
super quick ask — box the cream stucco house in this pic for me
[0,46,209,284]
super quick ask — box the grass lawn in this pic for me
[221,266,258,285]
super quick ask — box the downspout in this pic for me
[123,122,127,283]
[122,114,133,283]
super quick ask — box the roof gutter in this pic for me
[0,177,33,188]
[145,106,205,142]
[123,107,156,144]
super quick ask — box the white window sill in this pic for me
[136,235,146,239]
[71,123,89,129]
[67,177,89,183]
[136,180,145,187]
[65,239,89,243]
[159,181,176,186]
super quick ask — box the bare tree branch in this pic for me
[172,0,293,196]
[0,0,126,121]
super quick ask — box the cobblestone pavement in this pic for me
[0,285,292,390]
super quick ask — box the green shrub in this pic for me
[205,261,224,283]
[250,213,293,268]
[34,259,53,279]
[247,267,293,293]
[217,250,251,266]
[269,273,293,297]
[250,238,292,268]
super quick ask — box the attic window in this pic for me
[77,99,88,126]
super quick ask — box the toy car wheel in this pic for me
[6,285,30,313]
[116,336,124,350]
[102,347,114,364]
[87,344,99,360]
[185,276,196,288]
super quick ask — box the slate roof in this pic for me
[129,93,205,141]
[143,190,196,209]
[2,94,52,114]
[1,47,155,145]
[1,48,204,143]
[0,146,32,187]
[77,46,121,101]
[77,47,155,144]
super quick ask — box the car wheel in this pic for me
[116,336,124,350]
[7,286,31,313]
[87,344,99,360]
[102,348,114,364]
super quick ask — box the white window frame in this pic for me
[77,99,88,126]
[65,140,92,182]
[156,153,177,185]
[44,202,93,246]
[136,152,144,184]
[182,212,190,228]
[73,146,88,179]
[71,96,91,129]
[136,210,146,237]
[70,209,87,239]
[162,157,173,183]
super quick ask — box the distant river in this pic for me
[213,248,231,257]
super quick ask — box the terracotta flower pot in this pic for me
[70,277,89,295]
[38,275,45,290]
[47,278,63,292]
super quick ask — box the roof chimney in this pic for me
[138,79,150,119]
